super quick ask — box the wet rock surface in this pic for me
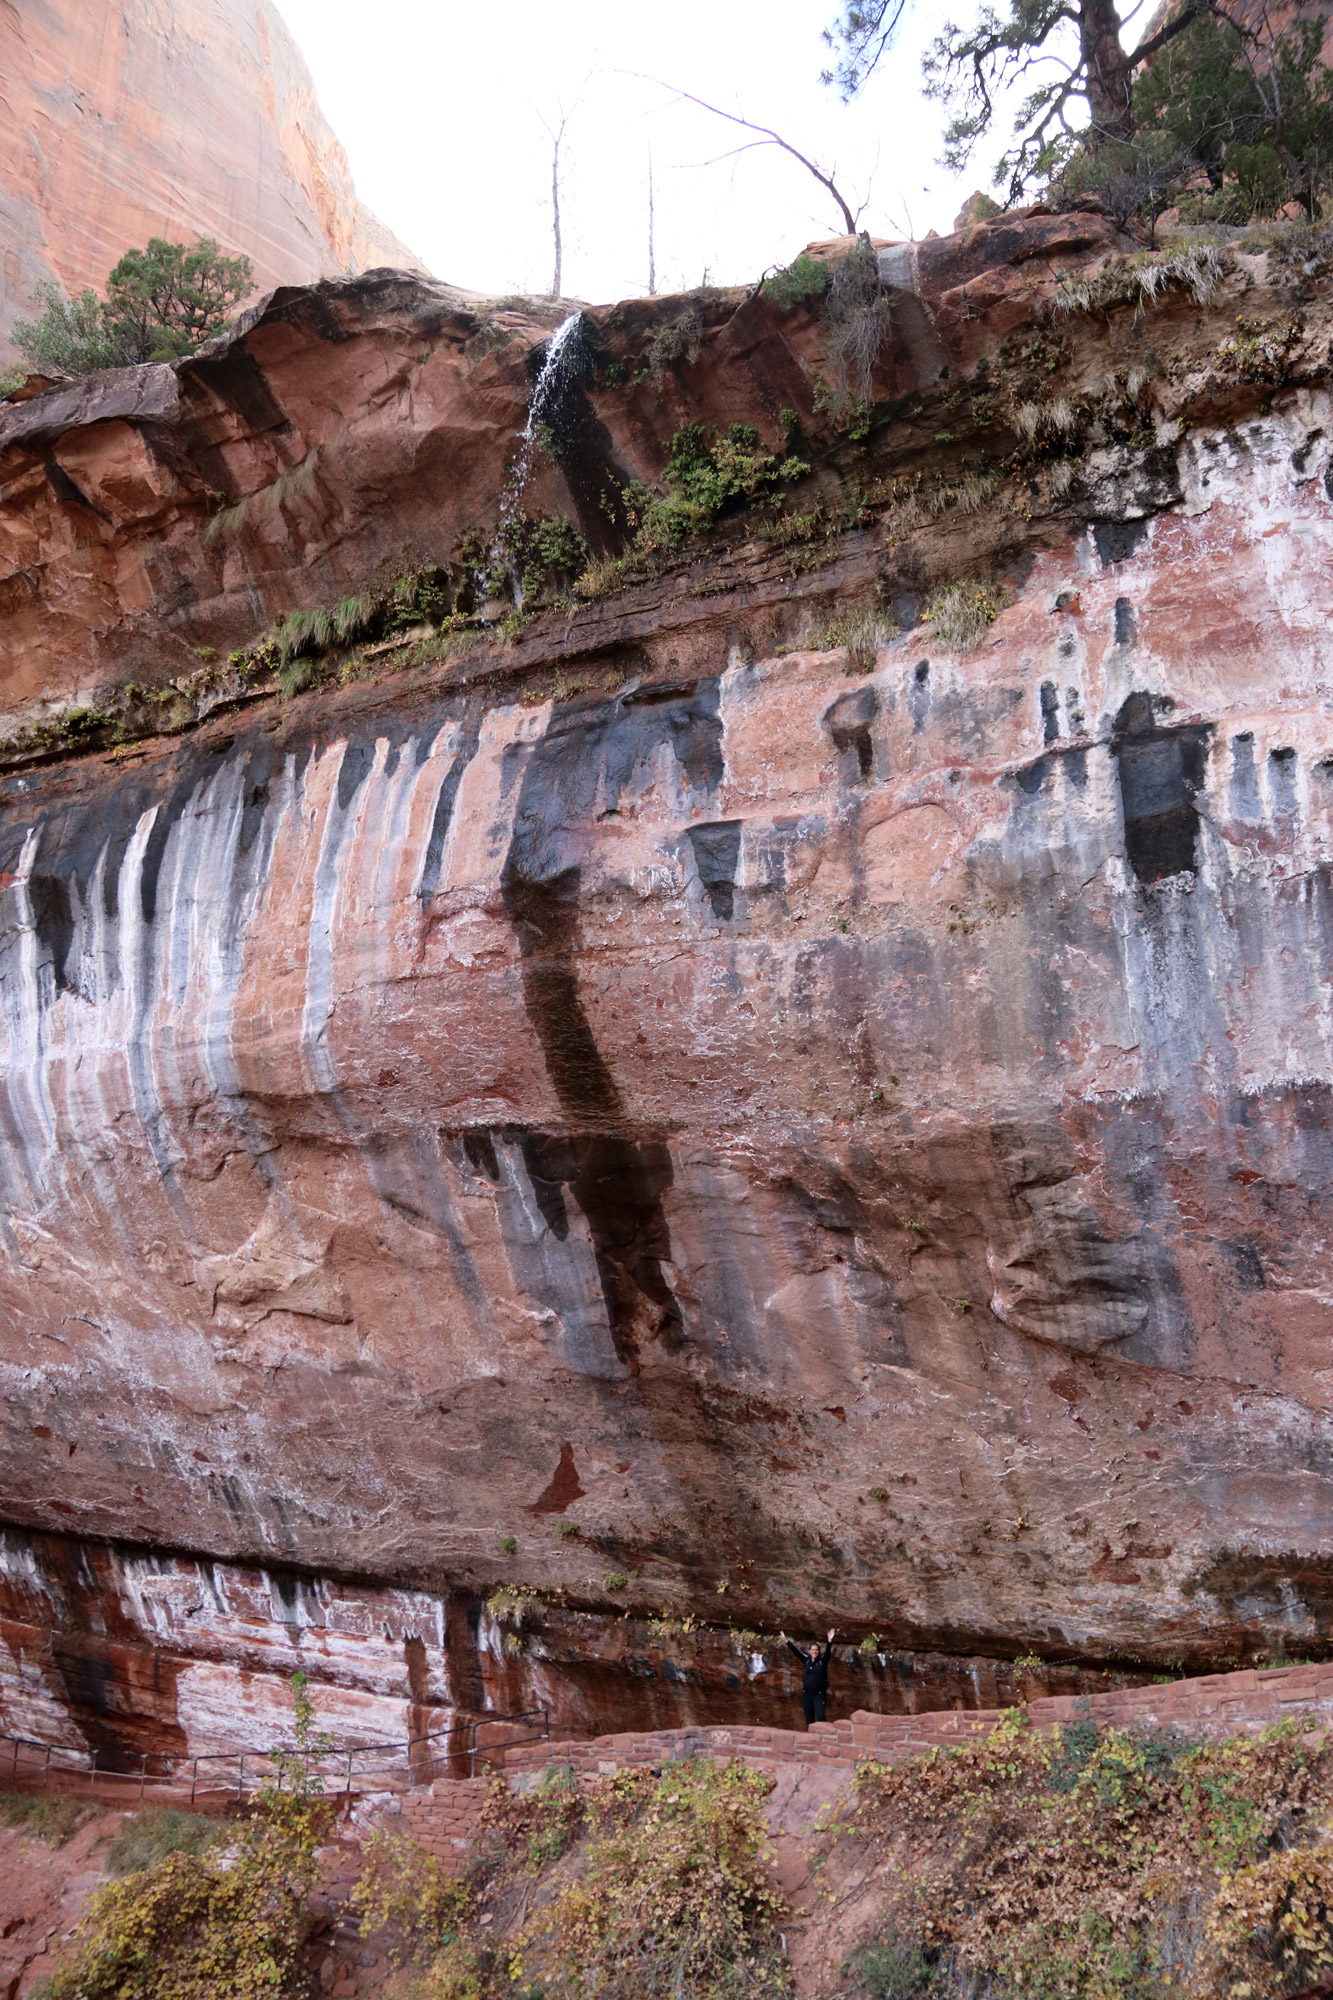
[2,209,1333,1759]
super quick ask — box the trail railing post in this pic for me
[237,1752,244,1802]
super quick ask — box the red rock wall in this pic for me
[1,441,1332,1681]
[0,1529,1144,1762]
[1,213,1332,1762]
[0,0,426,367]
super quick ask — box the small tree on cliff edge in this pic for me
[11,236,253,376]
[105,237,254,360]
[821,0,1266,202]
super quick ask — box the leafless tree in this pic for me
[637,77,861,236]
[647,152,657,297]
[537,95,582,299]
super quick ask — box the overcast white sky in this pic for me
[272,0,1042,305]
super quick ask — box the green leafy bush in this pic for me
[12,239,253,375]
[496,513,589,599]
[10,285,131,374]
[766,252,830,311]
[625,423,806,551]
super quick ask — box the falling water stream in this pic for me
[489,311,586,606]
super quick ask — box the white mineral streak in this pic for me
[5,404,1333,1751]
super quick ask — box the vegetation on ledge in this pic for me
[834,1708,1333,2000]
[354,1756,790,2000]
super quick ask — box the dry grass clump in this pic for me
[105,1806,228,1878]
[202,449,322,546]
[918,469,1000,523]
[1046,458,1078,499]
[814,602,899,672]
[1013,397,1078,441]
[0,1784,88,1845]
[835,1709,1333,2000]
[1053,242,1230,320]
[921,579,1002,654]
[355,1757,791,2000]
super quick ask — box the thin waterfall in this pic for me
[489,311,586,605]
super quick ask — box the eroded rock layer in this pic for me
[1,210,1333,1759]
[0,1528,1141,1762]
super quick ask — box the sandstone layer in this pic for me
[1,208,1332,1764]
[0,0,426,368]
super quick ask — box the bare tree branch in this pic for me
[630,75,859,235]
[536,87,586,300]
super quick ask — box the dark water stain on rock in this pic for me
[1187,1549,1333,1644]
[497,690,719,1361]
[1111,691,1212,883]
[527,1441,587,1515]
[685,820,742,918]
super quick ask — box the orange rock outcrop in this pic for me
[0,0,427,367]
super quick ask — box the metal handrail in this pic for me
[0,1705,550,1805]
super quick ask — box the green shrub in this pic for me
[12,239,253,375]
[626,423,806,551]
[11,284,131,374]
[604,1571,629,1592]
[499,512,589,599]
[766,252,830,311]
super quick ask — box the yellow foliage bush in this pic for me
[839,1711,1333,2000]
[38,1674,330,2000]
[357,1758,791,2000]
[1202,1847,1333,1999]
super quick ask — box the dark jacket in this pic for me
[787,1638,831,1695]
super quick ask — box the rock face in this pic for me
[0,0,426,368]
[2,208,1333,1763]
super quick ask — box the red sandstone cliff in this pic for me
[0,0,427,368]
[3,207,1333,1767]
